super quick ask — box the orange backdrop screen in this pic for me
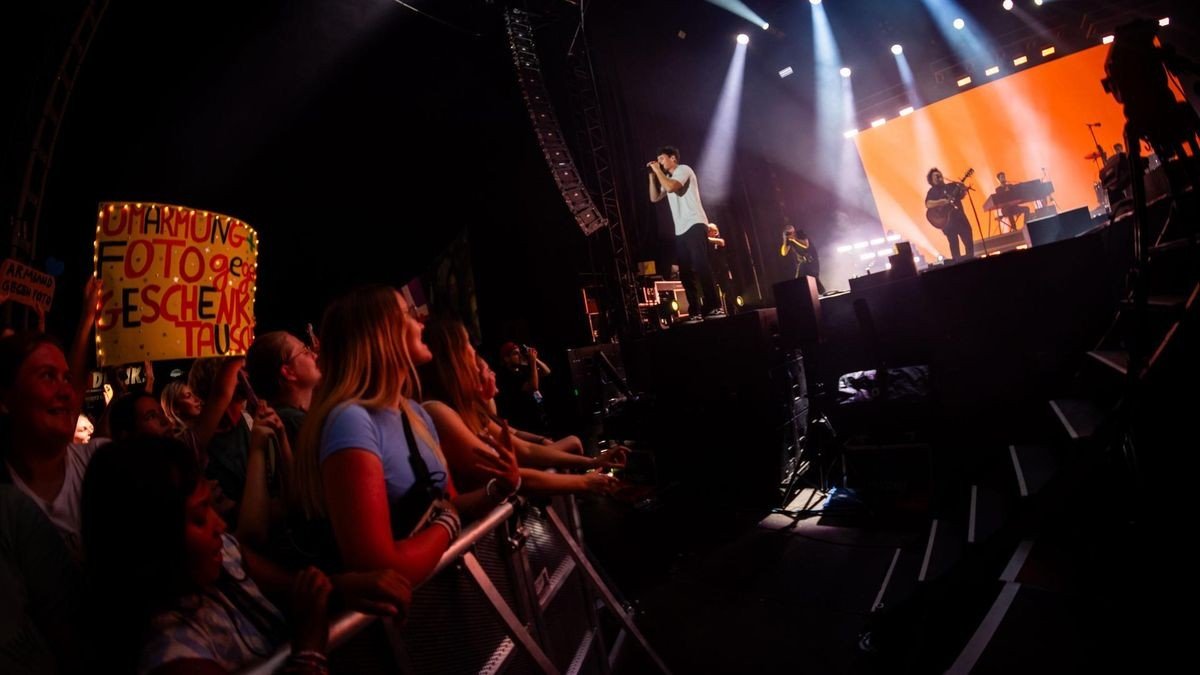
[852,45,1126,260]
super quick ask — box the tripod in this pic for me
[772,350,844,522]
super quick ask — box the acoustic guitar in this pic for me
[925,168,974,229]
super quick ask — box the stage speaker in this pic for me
[1024,206,1094,247]
[774,275,820,348]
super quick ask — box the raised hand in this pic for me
[581,472,618,495]
[332,569,413,618]
[592,444,628,470]
[291,566,333,654]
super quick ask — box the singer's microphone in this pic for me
[1087,122,1102,127]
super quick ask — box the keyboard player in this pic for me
[994,172,1031,232]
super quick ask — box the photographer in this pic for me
[495,341,551,433]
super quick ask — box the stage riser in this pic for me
[624,310,804,503]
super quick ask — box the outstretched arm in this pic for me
[69,277,103,406]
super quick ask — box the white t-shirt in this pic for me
[6,439,106,560]
[664,164,709,236]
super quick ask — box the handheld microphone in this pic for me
[1087,122,1102,127]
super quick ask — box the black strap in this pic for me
[399,404,440,491]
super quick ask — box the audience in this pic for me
[292,286,518,586]
[246,330,320,448]
[73,413,95,444]
[160,381,203,441]
[81,437,331,674]
[101,391,173,441]
[0,484,83,673]
[420,319,621,496]
[0,332,105,559]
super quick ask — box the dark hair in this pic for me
[81,436,202,669]
[0,331,62,391]
[926,167,942,186]
[996,171,1006,181]
[419,318,488,433]
[245,331,293,402]
[103,391,158,441]
[656,145,680,160]
[0,332,67,467]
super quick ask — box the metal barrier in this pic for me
[243,497,669,675]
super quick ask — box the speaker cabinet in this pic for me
[774,275,821,348]
[1024,206,1094,247]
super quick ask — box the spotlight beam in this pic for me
[703,0,770,31]
[697,41,747,205]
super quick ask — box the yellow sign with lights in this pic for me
[93,202,258,366]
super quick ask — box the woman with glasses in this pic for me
[246,330,321,450]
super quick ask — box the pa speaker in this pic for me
[1024,206,1093,247]
[773,275,820,348]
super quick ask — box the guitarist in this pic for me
[781,225,827,294]
[925,167,974,261]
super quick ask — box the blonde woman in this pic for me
[292,286,518,593]
[160,381,203,437]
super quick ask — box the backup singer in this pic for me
[780,226,826,294]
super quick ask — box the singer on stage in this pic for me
[925,167,974,261]
[648,146,722,321]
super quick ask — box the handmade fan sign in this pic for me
[93,202,258,366]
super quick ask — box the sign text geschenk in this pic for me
[94,202,258,366]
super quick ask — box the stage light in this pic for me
[870,118,886,128]
[736,33,749,45]
[1002,0,1013,10]
[899,106,914,116]
[1013,55,1028,66]
[1034,0,1043,6]
[671,299,679,312]
[953,18,965,30]
[870,238,886,245]
[779,66,794,78]
[891,44,903,55]
[877,248,894,257]
[735,295,745,307]
[1159,17,1170,27]
[840,66,852,78]
[860,252,876,261]
[853,241,870,249]
[836,244,854,253]
[957,76,972,86]
[810,0,822,5]
[1102,35,1115,44]
[985,65,1000,76]
[843,129,859,139]
[1041,46,1055,57]
[761,22,769,30]
[887,233,902,242]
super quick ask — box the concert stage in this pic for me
[619,220,1130,504]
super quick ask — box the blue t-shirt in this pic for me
[319,401,448,505]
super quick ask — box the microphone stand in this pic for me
[1086,123,1108,169]
[962,180,989,258]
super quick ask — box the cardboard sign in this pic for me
[0,258,56,315]
[94,202,258,366]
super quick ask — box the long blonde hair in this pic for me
[293,285,437,519]
[159,381,193,433]
[419,319,490,434]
